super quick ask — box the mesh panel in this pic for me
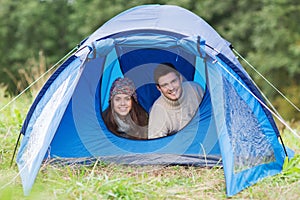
[223,78,275,173]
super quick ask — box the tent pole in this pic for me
[10,132,22,167]
[278,135,289,158]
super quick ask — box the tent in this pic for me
[16,4,293,197]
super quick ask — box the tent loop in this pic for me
[90,42,97,59]
[197,36,204,59]
[175,47,179,62]
[205,43,220,54]
[232,48,300,113]
[212,59,218,64]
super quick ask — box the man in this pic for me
[148,63,204,139]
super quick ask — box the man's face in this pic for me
[157,72,183,101]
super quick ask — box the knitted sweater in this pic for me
[148,81,204,139]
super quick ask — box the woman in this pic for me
[102,77,148,139]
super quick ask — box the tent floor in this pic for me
[46,154,222,168]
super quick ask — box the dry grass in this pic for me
[3,50,53,97]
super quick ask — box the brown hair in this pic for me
[153,63,180,85]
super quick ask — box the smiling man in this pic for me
[148,63,204,139]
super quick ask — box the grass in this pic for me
[0,86,299,200]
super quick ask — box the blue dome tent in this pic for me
[16,4,293,197]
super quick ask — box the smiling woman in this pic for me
[101,77,148,139]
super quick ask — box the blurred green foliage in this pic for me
[0,0,299,119]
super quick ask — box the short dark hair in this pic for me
[153,63,180,84]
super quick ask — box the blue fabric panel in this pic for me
[116,47,195,80]
[49,101,92,157]
[182,87,220,155]
[193,56,207,89]
[100,48,123,111]
[49,56,106,157]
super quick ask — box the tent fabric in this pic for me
[16,4,292,197]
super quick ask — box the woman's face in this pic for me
[112,94,132,118]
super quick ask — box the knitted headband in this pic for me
[110,77,137,101]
